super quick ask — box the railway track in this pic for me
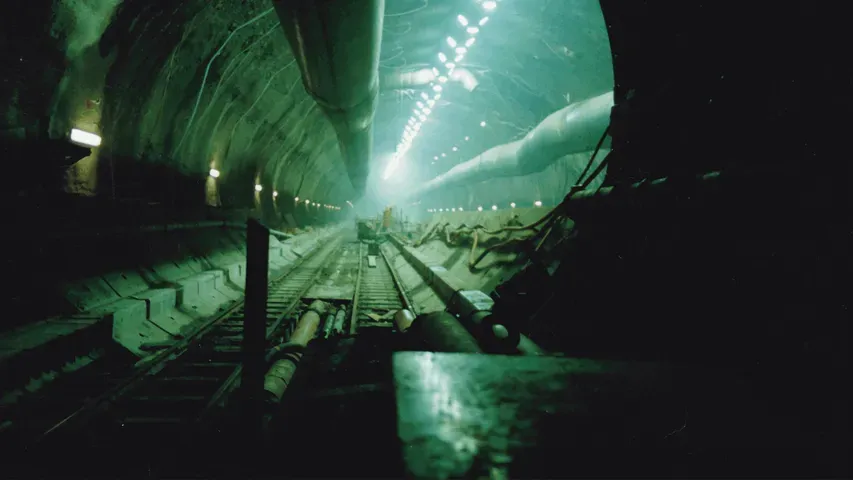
[351,242,412,330]
[2,236,342,450]
[8,231,423,479]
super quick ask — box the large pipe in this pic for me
[407,91,614,200]
[272,0,385,198]
[263,300,327,404]
[404,311,483,353]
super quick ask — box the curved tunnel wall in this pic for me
[2,0,354,218]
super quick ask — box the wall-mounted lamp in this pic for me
[69,128,102,147]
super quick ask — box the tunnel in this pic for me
[1,0,849,478]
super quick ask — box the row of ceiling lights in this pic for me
[209,168,341,210]
[383,0,497,179]
[427,200,543,213]
[68,130,347,211]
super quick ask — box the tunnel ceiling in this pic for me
[2,0,612,210]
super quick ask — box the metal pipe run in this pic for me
[321,311,337,338]
[406,91,614,200]
[332,308,347,335]
[273,0,385,197]
[404,311,482,353]
[394,309,415,333]
[263,300,327,404]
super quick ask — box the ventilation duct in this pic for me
[407,91,614,200]
[272,0,385,198]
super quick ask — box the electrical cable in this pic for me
[175,7,275,153]
[467,123,613,268]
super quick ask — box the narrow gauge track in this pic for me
[14,236,345,450]
[351,242,412,331]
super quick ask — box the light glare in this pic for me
[69,128,102,147]
[209,168,220,178]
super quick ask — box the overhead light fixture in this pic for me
[466,26,479,35]
[480,121,487,127]
[491,205,498,211]
[439,208,444,212]
[419,114,427,122]
[209,168,220,178]
[427,99,435,107]
[465,136,470,141]
[421,92,429,101]
[465,38,476,47]
[423,108,432,115]
[446,37,457,48]
[433,85,443,92]
[477,206,483,212]
[434,156,438,160]
[457,15,468,26]
[452,146,458,151]
[413,109,420,115]
[295,196,300,201]
[510,202,516,208]
[459,207,464,211]
[434,93,441,100]
[69,128,102,147]
[438,76,447,83]
[438,52,447,63]
[273,191,278,198]
[416,101,424,108]
[254,184,263,192]
[441,153,447,157]
[432,67,440,77]
[445,62,456,70]
[455,47,467,54]
[305,199,310,204]
[483,0,497,11]
[454,54,465,63]
[451,208,456,212]
[534,200,543,207]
